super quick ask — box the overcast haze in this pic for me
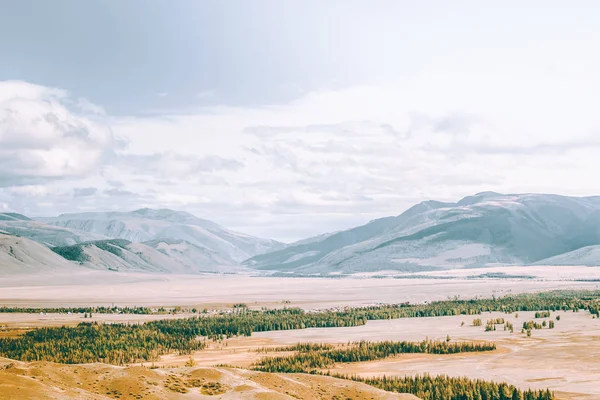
[1,1,600,242]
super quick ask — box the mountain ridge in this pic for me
[5,193,600,276]
[245,192,600,274]
[37,208,285,263]
[50,238,243,274]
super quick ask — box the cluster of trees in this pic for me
[256,342,335,353]
[51,239,131,262]
[143,307,369,340]
[334,373,554,400]
[51,244,88,262]
[254,340,496,373]
[535,311,551,318]
[523,320,554,330]
[0,308,367,364]
[484,318,513,332]
[346,290,600,320]
[0,322,206,364]
[523,321,542,330]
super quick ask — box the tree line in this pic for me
[253,339,496,373]
[333,373,554,400]
[3,289,600,318]
[0,322,206,364]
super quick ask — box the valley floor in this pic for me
[2,273,600,399]
[1,268,599,308]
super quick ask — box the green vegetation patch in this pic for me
[51,244,89,262]
[253,340,496,373]
[51,239,132,262]
[337,373,554,400]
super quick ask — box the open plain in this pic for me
[1,269,599,308]
[1,271,600,399]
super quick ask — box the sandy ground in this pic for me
[247,310,600,399]
[1,270,599,308]
[131,309,600,399]
[129,310,599,400]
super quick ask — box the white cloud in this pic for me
[0,80,115,187]
[7,185,49,197]
[3,79,600,241]
[106,81,600,240]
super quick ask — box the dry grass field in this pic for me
[0,357,418,400]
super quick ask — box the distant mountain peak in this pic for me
[474,191,503,197]
[132,207,182,215]
[457,191,504,206]
[131,208,192,220]
[399,199,455,218]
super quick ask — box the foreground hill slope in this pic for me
[0,234,76,275]
[39,208,284,263]
[245,192,600,274]
[0,358,417,400]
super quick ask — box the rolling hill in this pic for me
[51,238,243,274]
[534,245,600,267]
[0,212,31,222]
[0,219,109,247]
[0,233,77,275]
[245,192,600,274]
[0,359,418,400]
[38,208,284,264]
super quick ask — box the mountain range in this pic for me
[244,192,600,274]
[2,192,600,276]
[0,209,282,275]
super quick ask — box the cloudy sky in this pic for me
[1,1,600,242]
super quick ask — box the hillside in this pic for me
[0,234,76,275]
[39,208,284,264]
[0,359,417,400]
[0,220,108,247]
[144,238,234,270]
[535,245,600,266]
[245,192,600,275]
[51,239,243,274]
[0,212,31,221]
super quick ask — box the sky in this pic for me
[1,1,600,242]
